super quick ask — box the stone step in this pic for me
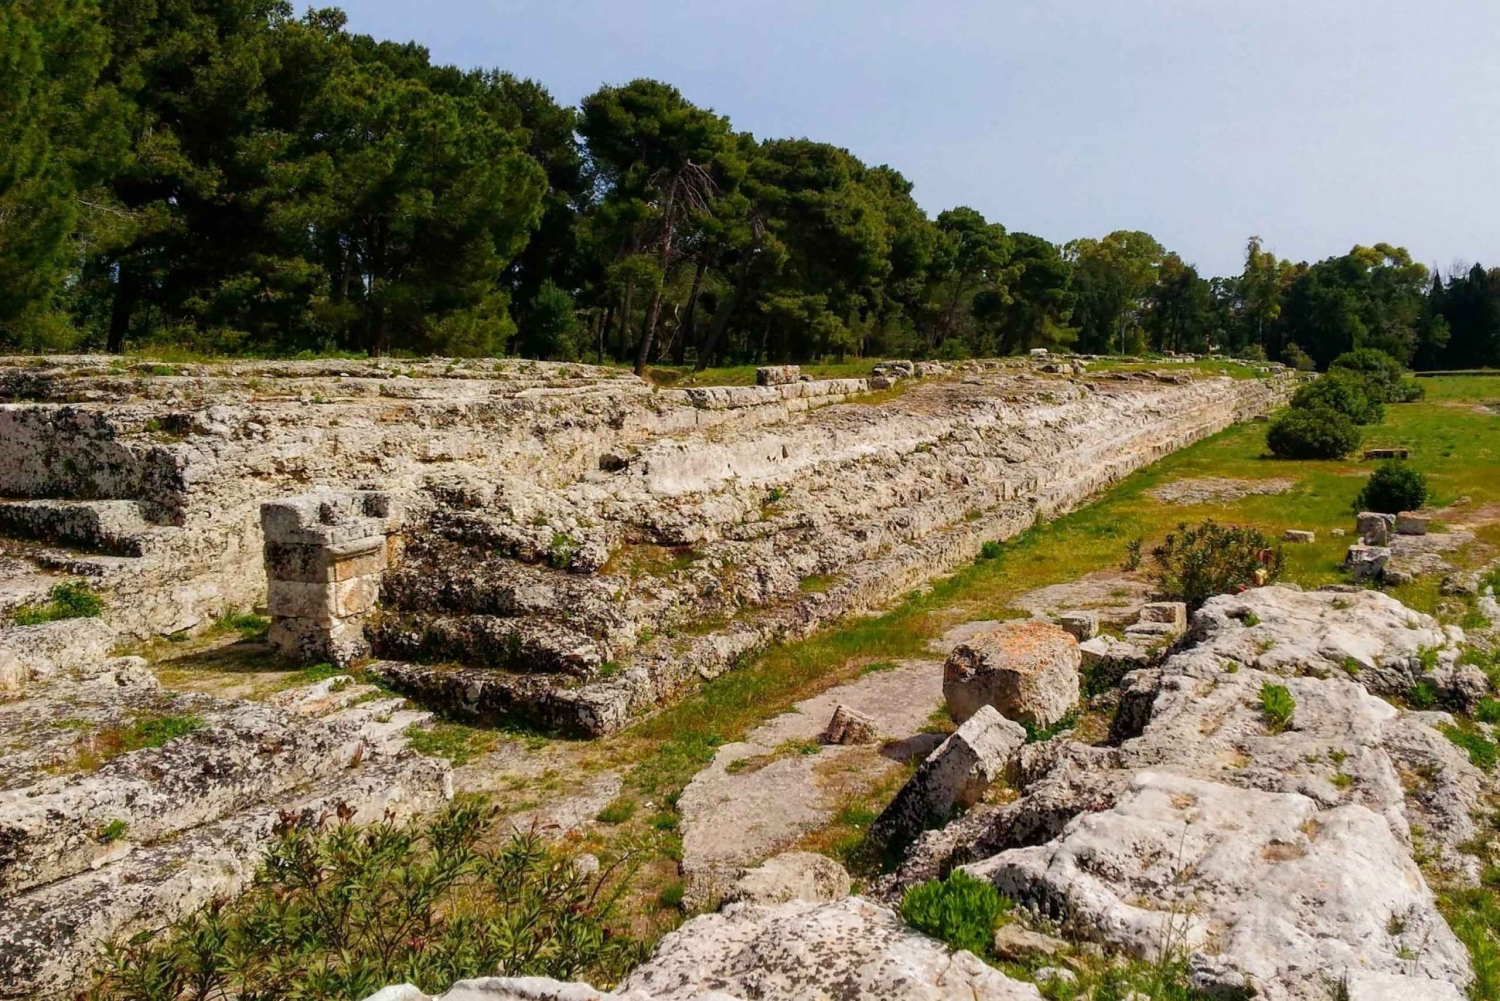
[382,536,625,622]
[0,499,173,558]
[366,612,609,678]
[0,691,365,896]
[264,676,382,717]
[0,753,452,1000]
[366,661,607,737]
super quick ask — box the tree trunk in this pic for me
[107,260,139,354]
[597,305,613,365]
[616,283,633,362]
[696,252,754,371]
[674,257,707,366]
[635,183,679,377]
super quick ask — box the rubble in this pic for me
[869,705,1026,848]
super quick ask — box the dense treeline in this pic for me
[4,1,1499,372]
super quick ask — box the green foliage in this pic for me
[596,796,638,824]
[899,870,1012,958]
[1330,349,1423,402]
[1441,725,1498,772]
[1291,372,1384,425]
[978,540,1004,561]
[548,533,579,570]
[95,819,128,844]
[1478,699,1500,725]
[1408,679,1439,710]
[1353,461,1428,515]
[1123,537,1144,571]
[1265,406,1363,459]
[1148,520,1282,611]
[1282,342,1316,371]
[10,582,103,625]
[404,722,500,767]
[84,801,649,999]
[1259,683,1295,733]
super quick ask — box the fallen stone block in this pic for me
[755,365,801,387]
[1357,512,1395,546]
[1364,448,1410,460]
[1137,601,1188,629]
[1282,529,1316,544]
[1346,544,1391,582]
[943,620,1080,727]
[992,924,1068,961]
[822,704,878,745]
[1396,513,1429,536]
[869,705,1025,848]
[0,617,115,692]
[723,851,852,906]
[1056,610,1099,641]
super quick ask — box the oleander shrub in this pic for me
[1149,520,1283,612]
[84,800,651,1000]
[1353,461,1428,515]
[1266,406,1362,459]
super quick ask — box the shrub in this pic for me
[85,800,650,1000]
[1282,342,1316,372]
[1291,372,1383,425]
[1354,461,1428,515]
[1123,537,1144,572]
[1330,348,1423,403]
[1148,520,1283,611]
[978,540,1003,561]
[899,870,1012,957]
[1259,683,1295,733]
[1265,406,1362,459]
[10,582,104,626]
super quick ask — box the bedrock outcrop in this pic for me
[881,585,1487,1001]
[364,896,1043,1001]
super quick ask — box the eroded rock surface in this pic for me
[884,585,1486,1001]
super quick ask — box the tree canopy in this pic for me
[2,0,1495,371]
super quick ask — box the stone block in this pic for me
[943,619,1081,727]
[1363,448,1410,460]
[1345,545,1391,582]
[756,365,801,387]
[1138,602,1187,629]
[724,851,852,906]
[1282,530,1316,544]
[823,704,878,745]
[1057,610,1099,641]
[265,536,387,583]
[1357,512,1395,546]
[869,705,1025,848]
[1396,513,1428,536]
[267,579,339,626]
[261,490,401,546]
[1029,348,1050,358]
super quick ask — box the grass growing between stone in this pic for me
[9,582,103,625]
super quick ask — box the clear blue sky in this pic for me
[333,0,1500,279]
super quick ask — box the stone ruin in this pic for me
[0,353,1297,997]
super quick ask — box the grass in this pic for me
[10,582,104,625]
[402,721,499,767]
[52,713,205,773]
[96,819,129,843]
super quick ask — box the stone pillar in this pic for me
[261,491,402,666]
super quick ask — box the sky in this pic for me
[333,0,1500,279]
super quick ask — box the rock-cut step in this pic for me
[366,612,610,678]
[366,660,617,737]
[0,499,174,558]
